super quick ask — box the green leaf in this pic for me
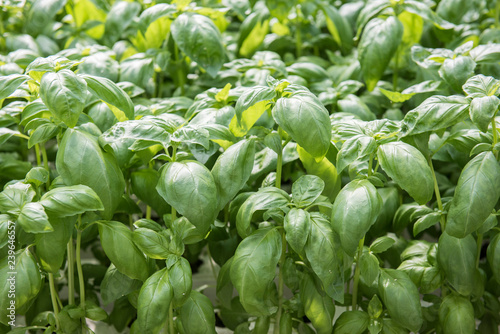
[0,74,30,100]
[39,185,104,217]
[284,208,310,255]
[35,214,75,273]
[469,44,500,64]
[438,294,475,334]
[401,95,470,136]
[82,75,135,121]
[236,187,289,238]
[137,268,173,334]
[331,179,382,256]
[359,249,380,285]
[56,129,125,220]
[131,169,169,216]
[297,145,341,201]
[355,0,391,39]
[487,233,500,284]
[370,236,395,253]
[446,152,500,238]
[229,86,275,137]
[104,1,141,44]
[358,16,403,91]
[437,233,476,296]
[462,74,500,98]
[413,212,442,236]
[157,161,218,236]
[368,295,383,319]
[17,202,52,233]
[379,80,443,103]
[171,13,225,78]
[333,310,370,334]
[101,264,142,306]
[469,96,500,132]
[273,89,331,160]
[436,0,472,24]
[291,175,325,208]
[132,228,171,259]
[238,9,270,57]
[0,248,43,324]
[169,257,192,307]
[179,291,217,334]
[24,167,49,187]
[336,135,377,173]
[212,139,255,211]
[98,220,149,281]
[320,3,353,53]
[28,123,60,149]
[377,142,434,205]
[305,212,344,301]
[402,0,455,29]
[300,273,335,334]
[438,56,476,93]
[0,183,36,216]
[378,269,423,332]
[230,228,281,316]
[39,69,87,128]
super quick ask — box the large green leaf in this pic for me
[333,310,369,334]
[35,215,76,273]
[39,185,104,217]
[211,139,255,211]
[39,70,87,128]
[171,13,225,78]
[131,169,169,216]
[56,129,125,219]
[132,228,170,260]
[0,74,30,100]
[235,187,290,238]
[291,175,325,208]
[401,95,470,136]
[300,273,335,334]
[331,179,382,256]
[137,268,173,334]
[101,264,142,306]
[438,56,476,93]
[157,161,218,236]
[0,248,43,325]
[82,75,135,121]
[487,233,500,284]
[320,3,353,53]
[98,221,149,281]
[446,152,500,238]
[17,202,52,233]
[179,291,216,334]
[438,294,475,334]
[469,96,500,132]
[437,233,476,296]
[273,89,331,160]
[305,212,344,301]
[284,208,310,255]
[358,16,403,91]
[378,269,423,332]
[170,257,192,307]
[230,228,281,316]
[462,74,500,98]
[377,142,434,205]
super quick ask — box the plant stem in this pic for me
[352,236,365,310]
[48,273,61,330]
[274,231,287,334]
[275,151,283,189]
[492,118,498,159]
[174,42,186,96]
[40,144,51,189]
[35,143,42,166]
[146,205,152,220]
[476,233,483,268]
[169,304,175,334]
[428,157,446,231]
[67,236,75,305]
[76,228,86,309]
[368,153,374,177]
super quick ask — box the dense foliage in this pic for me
[1,0,500,333]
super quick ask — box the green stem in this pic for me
[76,228,85,309]
[368,153,374,177]
[169,304,175,334]
[428,157,446,231]
[275,152,283,189]
[146,205,152,220]
[67,236,75,305]
[352,236,365,310]
[492,118,498,159]
[174,42,186,96]
[274,230,287,334]
[48,273,61,330]
[40,144,50,189]
[34,143,42,167]
[476,233,483,269]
